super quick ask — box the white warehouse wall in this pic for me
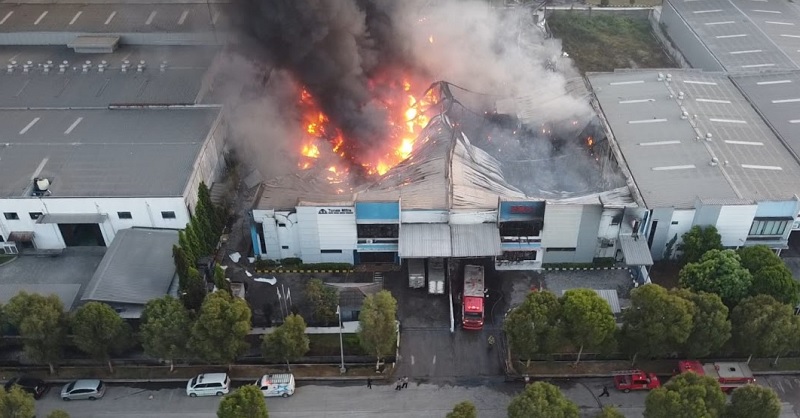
[667,209,696,259]
[0,196,189,249]
[183,110,225,213]
[716,205,758,248]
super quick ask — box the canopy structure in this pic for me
[399,224,452,258]
[618,234,654,266]
[450,224,502,257]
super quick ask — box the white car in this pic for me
[186,373,230,397]
[255,374,295,398]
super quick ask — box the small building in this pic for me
[80,228,179,319]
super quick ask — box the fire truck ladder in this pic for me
[611,370,643,376]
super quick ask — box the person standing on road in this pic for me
[599,385,610,397]
[395,378,403,390]
[402,376,409,389]
[367,378,372,389]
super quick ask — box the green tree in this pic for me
[217,385,268,418]
[140,296,191,372]
[213,265,229,293]
[262,313,310,370]
[305,279,338,325]
[358,290,398,367]
[46,410,71,418]
[195,196,219,252]
[724,385,781,418]
[446,401,477,418]
[645,372,725,418]
[71,302,130,373]
[560,289,616,364]
[621,284,694,360]
[173,245,191,289]
[672,289,731,358]
[503,290,562,365]
[679,249,752,306]
[508,381,579,418]
[738,245,800,305]
[595,406,625,418]
[185,223,204,260]
[0,386,35,418]
[182,267,207,312]
[189,291,251,365]
[679,225,723,264]
[4,291,67,374]
[178,230,197,265]
[731,294,798,364]
[198,181,221,234]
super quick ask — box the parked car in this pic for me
[255,373,295,398]
[4,376,47,399]
[186,373,230,397]
[60,379,106,401]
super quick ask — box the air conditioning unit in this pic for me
[365,239,374,244]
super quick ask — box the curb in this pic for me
[507,371,800,381]
[255,270,355,274]
[543,267,627,271]
[28,376,383,384]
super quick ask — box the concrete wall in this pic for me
[666,209,695,259]
[716,205,758,248]
[659,1,724,71]
[576,204,603,262]
[0,196,188,249]
[183,110,225,213]
[648,207,674,261]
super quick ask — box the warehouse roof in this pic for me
[666,0,800,72]
[0,106,221,198]
[731,72,800,163]
[0,2,232,34]
[82,228,179,306]
[589,70,800,208]
[0,45,218,108]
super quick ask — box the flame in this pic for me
[429,35,434,44]
[294,75,435,180]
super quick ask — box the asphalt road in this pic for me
[32,377,799,418]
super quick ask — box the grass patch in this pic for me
[548,12,675,73]
[308,333,367,357]
[0,254,13,264]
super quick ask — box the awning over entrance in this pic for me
[37,213,108,224]
[399,224,452,257]
[7,231,34,242]
[451,224,502,257]
[618,234,654,266]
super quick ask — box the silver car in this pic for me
[60,379,106,401]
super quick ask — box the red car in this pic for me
[613,370,661,393]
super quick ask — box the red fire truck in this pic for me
[677,360,756,392]
[612,370,661,392]
[462,265,485,330]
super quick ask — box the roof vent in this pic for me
[59,60,68,73]
[695,136,701,141]
[32,178,51,196]
[724,160,729,166]
[681,110,689,120]
[6,60,16,74]
[160,61,167,72]
[98,60,107,72]
[137,60,146,72]
[710,157,719,167]
[705,133,713,141]
[43,60,52,73]
[121,60,130,73]
[82,60,92,73]
[657,72,664,81]
[23,60,32,73]
[666,73,672,82]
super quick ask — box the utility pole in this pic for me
[336,305,346,374]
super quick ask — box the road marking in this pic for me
[34,11,48,25]
[104,11,116,25]
[776,381,785,393]
[145,11,157,25]
[432,355,436,365]
[411,355,415,365]
[178,10,189,25]
[0,11,13,25]
[64,117,83,135]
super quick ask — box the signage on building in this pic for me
[318,208,354,215]
[510,205,537,214]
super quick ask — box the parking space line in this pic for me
[411,355,415,365]
[432,355,436,365]
[776,381,785,394]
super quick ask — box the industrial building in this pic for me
[0,2,228,254]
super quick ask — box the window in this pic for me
[3,212,19,220]
[546,247,576,252]
[281,245,289,249]
[0,235,4,243]
[29,212,42,220]
[160,211,176,219]
[671,221,679,225]
[117,211,132,219]
[749,218,790,237]
[278,223,286,227]
[321,249,343,254]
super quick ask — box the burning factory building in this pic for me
[241,0,646,271]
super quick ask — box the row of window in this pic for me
[749,219,790,237]
[3,211,177,221]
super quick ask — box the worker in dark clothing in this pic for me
[367,378,372,389]
[599,385,610,397]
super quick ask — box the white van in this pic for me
[255,374,295,398]
[186,373,231,397]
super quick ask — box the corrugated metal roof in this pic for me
[82,228,179,305]
[0,107,220,198]
[450,224,502,257]
[618,234,654,266]
[399,224,452,257]
[666,0,800,72]
[589,70,800,208]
